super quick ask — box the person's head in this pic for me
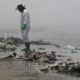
[16,4,26,13]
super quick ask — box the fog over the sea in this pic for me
[0,0,80,34]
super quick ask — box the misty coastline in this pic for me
[0,29,80,46]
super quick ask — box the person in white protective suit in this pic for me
[16,4,31,51]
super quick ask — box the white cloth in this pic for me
[21,9,30,42]
[21,9,30,25]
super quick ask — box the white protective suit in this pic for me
[21,9,30,43]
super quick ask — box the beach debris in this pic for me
[40,65,49,73]
[0,38,17,52]
[0,52,17,60]
[22,51,57,63]
[57,61,80,77]
[39,59,80,77]
[38,47,45,50]
[39,56,49,63]
[0,42,6,51]
[6,44,17,51]
[48,63,59,71]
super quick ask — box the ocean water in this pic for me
[0,29,80,46]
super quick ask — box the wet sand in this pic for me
[0,60,79,80]
[0,60,59,80]
[0,60,54,80]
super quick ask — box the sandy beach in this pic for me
[0,59,80,80]
[0,60,57,80]
[0,42,80,80]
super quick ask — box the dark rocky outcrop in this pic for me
[23,50,57,63]
[0,37,56,45]
[30,40,52,45]
[6,37,23,45]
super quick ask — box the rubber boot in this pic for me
[24,42,30,56]
[25,42,30,51]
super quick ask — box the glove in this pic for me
[21,24,26,30]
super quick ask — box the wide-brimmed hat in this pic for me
[16,4,26,10]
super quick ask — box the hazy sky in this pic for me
[0,0,80,33]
